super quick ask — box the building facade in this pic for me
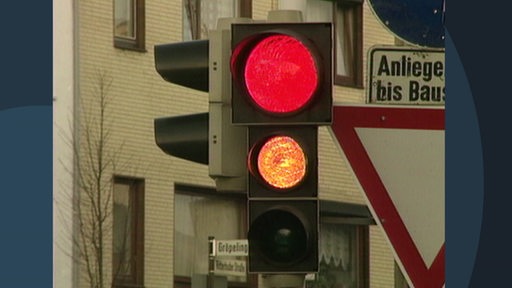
[54,0,404,287]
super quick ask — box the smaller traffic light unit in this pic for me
[247,126,319,273]
[231,22,332,274]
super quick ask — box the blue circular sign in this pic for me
[368,0,445,48]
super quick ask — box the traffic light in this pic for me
[231,22,333,273]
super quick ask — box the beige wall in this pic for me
[53,0,76,286]
[77,0,398,287]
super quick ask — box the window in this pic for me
[310,221,368,288]
[174,184,254,288]
[183,0,252,40]
[114,0,145,51]
[113,176,144,288]
[395,262,410,288]
[305,201,372,288]
[305,0,363,88]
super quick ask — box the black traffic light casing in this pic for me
[232,22,332,274]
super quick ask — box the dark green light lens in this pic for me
[250,209,308,264]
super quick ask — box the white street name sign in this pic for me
[210,239,248,257]
[213,259,247,277]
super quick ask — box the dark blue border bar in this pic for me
[447,0,512,286]
[0,1,52,287]
[445,31,483,287]
[0,107,53,286]
[0,3,52,111]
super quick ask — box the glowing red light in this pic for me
[256,136,307,189]
[244,35,318,114]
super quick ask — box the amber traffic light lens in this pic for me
[256,136,307,189]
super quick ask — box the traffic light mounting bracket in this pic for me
[208,18,253,192]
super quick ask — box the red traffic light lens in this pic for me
[244,35,318,114]
[255,135,307,190]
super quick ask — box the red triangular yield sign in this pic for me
[329,105,445,288]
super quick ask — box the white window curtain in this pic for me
[335,4,354,77]
[320,223,351,269]
[317,223,358,288]
[115,0,135,39]
[113,183,132,276]
[174,193,246,282]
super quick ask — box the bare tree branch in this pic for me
[55,70,133,288]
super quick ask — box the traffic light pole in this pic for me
[208,236,215,288]
[262,274,306,288]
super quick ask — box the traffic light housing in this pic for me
[232,22,333,274]
[153,15,332,274]
[247,126,319,273]
[154,19,250,192]
[231,23,332,125]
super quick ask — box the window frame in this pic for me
[333,0,364,88]
[112,176,145,288]
[114,0,146,52]
[395,261,410,288]
[304,200,373,288]
[183,0,252,41]
[317,217,370,288]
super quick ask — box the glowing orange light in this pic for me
[257,136,307,189]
